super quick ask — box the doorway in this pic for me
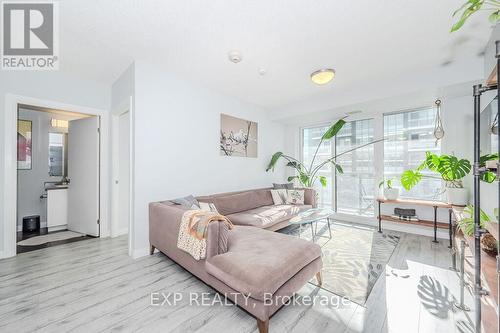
[15,104,100,254]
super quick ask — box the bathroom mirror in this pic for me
[48,132,68,177]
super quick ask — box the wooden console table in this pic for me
[377,198,454,245]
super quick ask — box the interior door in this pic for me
[118,112,130,234]
[68,116,100,236]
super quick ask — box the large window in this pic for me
[301,119,374,215]
[384,108,441,200]
[302,125,333,208]
[335,119,375,216]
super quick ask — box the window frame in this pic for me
[300,116,376,214]
[382,105,441,201]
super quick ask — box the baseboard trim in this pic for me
[0,249,16,259]
[48,225,67,232]
[111,228,128,238]
[132,247,149,259]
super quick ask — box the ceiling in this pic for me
[59,0,494,117]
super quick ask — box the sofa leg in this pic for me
[257,319,269,333]
[316,271,323,286]
[149,244,155,255]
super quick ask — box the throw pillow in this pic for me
[171,195,200,209]
[273,182,294,190]
[271,189,287,205]
[199,202,211,212]
[286,189,305,205]
[199,201,220,214]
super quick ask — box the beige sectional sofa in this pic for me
[196,187,316,230]
[149,187,322,333]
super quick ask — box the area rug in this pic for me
[17,231,85,246]
[280,222,400,305]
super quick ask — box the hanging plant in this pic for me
[433,99,445,146]
[451,0,500,32]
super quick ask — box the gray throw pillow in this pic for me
[273,183,294,190]
[171,195,200,209]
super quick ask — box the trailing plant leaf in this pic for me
[457,204,490,236]
[480,153,498,183]
[266,152,283,171]
[319,176,327,187]
[490,10,500,23]
[480,153,498,165]
[401,170,422,191]
[482,171,497,183]
[287,176,299,182]
[322,119,346,140]
[451,0,500,32]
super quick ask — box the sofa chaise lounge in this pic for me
[149,187,322,333]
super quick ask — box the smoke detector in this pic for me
[228,51,242,63]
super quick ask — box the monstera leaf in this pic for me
[437,155,471,181]
[424,152,441,172]
[401,170,422,191]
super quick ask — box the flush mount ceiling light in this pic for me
[310,69,335,85]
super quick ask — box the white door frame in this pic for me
[111,96,134,256]
[2,94,110,258]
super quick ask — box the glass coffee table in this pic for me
[289,208,334,242]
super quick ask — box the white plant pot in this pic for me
[383,188,400,200]
[446,187,468,206]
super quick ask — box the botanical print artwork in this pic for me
[17,119,32,170]
[220,114,258,157]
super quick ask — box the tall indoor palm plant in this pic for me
[266,118,383,188]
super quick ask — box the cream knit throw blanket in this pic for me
[177,210,233,260]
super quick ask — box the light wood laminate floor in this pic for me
[0,225,475,333]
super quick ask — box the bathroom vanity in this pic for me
[46,186,68,231]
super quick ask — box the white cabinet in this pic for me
[47,188,68,231]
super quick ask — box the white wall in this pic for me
[0,71,110,255]
[280,84,476,238]
[131,61,286,256]
[111,63,135,112]
[16,108,85,230]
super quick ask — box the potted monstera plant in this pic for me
[400,152,497,205]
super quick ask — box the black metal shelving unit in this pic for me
[471,40,500,333]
